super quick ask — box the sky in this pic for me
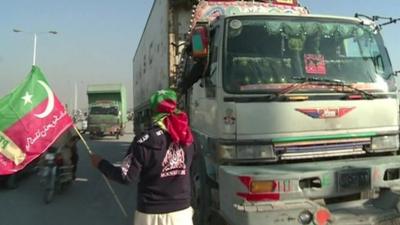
[1,0,153,111]
[1,0,399,110]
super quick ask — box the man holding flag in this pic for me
[91,89,195,225]
[0,66,73,176]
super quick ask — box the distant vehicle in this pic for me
[87,84,127,139]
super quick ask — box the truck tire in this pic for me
[191,155,229,225]
[192,155,214,225]
[209,211,229,225]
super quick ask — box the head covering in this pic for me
[150,89,193,146]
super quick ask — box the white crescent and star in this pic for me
[33,80,55,119]
[21,92,33,105]
[158,90,167,95]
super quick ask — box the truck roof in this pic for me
[87,84,125,94]
[224,13,366,24]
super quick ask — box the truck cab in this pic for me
[182,1,400,225]
[86,84,127,139]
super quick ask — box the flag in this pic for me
[0,66,73,175]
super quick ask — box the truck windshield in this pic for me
[90,106,119,115]
[223,16,394,94]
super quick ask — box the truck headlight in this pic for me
[217,144,277,161]
[370,135,399,152]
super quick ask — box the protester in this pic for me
[91,89,195,225]
[45,128,80,179]
[64,135,80,179]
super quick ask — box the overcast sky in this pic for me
[1,0,399,110]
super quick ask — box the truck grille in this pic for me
[274,138,370,160]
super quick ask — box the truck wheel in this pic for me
[191,155,229,225]
[191,156,211,225]
[209,211,229,225]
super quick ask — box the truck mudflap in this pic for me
[218,155,400,225]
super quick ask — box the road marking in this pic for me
[75,177,89,182]
[113,162,122,167]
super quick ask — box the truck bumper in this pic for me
[218,155,400,225]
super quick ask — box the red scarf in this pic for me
[153,97,193,146]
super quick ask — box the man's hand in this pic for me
[90,154,103,168]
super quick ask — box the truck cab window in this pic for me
[223,17,393,94]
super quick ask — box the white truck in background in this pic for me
[133,1,400,224]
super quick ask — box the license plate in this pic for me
[45,154,55,160]
[337,168,371,192]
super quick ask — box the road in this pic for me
[0,122,137,225]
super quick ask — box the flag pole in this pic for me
[72,125,128,217]
[73,125,93,155]
[98,174,128,218]
[33,33,37,66]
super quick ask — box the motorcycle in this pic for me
[39,140,78,204]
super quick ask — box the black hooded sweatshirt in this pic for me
[97,126,194,213]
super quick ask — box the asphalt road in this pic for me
[0,122,137,225]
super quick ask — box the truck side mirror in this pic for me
[191,25,209,58]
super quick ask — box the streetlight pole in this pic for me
[13,29,58,66]
[33,33,37,65]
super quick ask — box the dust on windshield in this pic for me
[223,16,394,94]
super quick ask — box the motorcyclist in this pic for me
[60,134,80,179]
[40,128,80,180]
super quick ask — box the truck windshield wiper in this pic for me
[277,76,376,99]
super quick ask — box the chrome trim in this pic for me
[280,148,365,160]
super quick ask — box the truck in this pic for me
[133,0,400,224]
[87,84,127,139]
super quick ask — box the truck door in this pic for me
[190,24,221,137]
